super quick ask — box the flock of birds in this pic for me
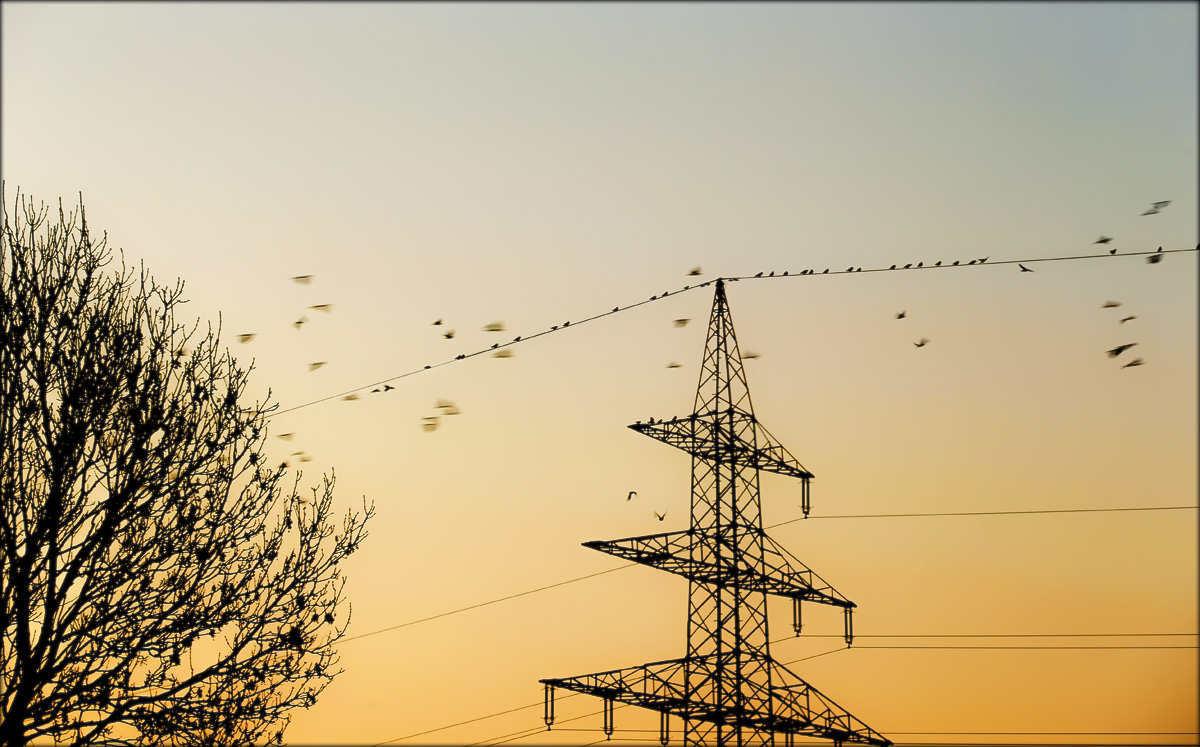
[626,490,668,524]
[232,200,1176,474]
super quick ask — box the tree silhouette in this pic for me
[1,187,374,746]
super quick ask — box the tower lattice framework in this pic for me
[540,279,891,747]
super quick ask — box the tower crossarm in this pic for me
[540,655,892,747]
[629,414,814,481]
[583,530,853,608]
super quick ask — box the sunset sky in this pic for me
[2,3,1196,745]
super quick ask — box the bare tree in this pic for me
[1,186,374,746]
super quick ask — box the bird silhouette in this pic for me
[483,322,505,332]
[979,257,989,263]
[1102,301,1121,308]
[1152,201,1171,210]
[673,319,690,328]
[895,311,906,320]
[914,338,930,348]
[889,265,896,270]
[1106,343,1138,358]
[443,330,455,339]
[612,307,620,313]
[238,334,256,343]
[290,275,314,284]
[563,321,570,327]
[433,319,443,326]
[846,266,854,272]
[903,263,912,269]
[667,362,682,369]
[934,261,942,267]
[384,384,395,391]
[754,272,763,278]
[1109,247,1117,255]
[1141,208,1160,216]
[767,271,774,277]
[1019,264,1034,272]
[654,510,667,522]
[309,304,333,312]
[687,267,703,276]
[277,433,295,441]
[422,417,439,432]
[916,262,923,268]
[743,351,762,359]
[627,491,636,501]
[1122,357,1145,369]
[952,261,959,266]
[308,362,327,372]
[1119,316,1136,324]
[1147,253,1163,264]
[822,269,828,274]
[293,316,308,330]
[342,394,360,402]
[492,349,514,358]
[1094,237,1113,244]
[967,260,977,265]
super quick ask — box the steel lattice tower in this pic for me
[540,280,891,747]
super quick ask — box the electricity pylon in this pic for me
[540,279,891,747]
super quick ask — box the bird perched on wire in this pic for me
[895,311,907,319]
[1119,316,1136,324]
[1019,264,1034,272]
[914,338,930,348]
[1106,343,1138,358]
[754,272,764,278]
[1109,247,1117,255]
[1148,247,1164,264]
[1121,358,1145,369]
[1102,301,1121,308]
[1094,236,1113,244]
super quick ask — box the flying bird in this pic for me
[667,362,682,369]
[293,316,308,330]
[743,351,762,359]
[237,333,256,343]
[384,384,395,391]
[895,311,907,319]
[1147,253,1163,264]
[482,322,505,332]
[308,362,327,372]
[687,267,703,276]
[914,338,930,348]
[443,330,455,339]
[1106,343,1138,358]
[1101,301,1121,308]
[277,433,295,441]
[342,394,360,402]
[1152,201,1171,210]
[1019,264,1034,272]
[1094,236,1113,244]
[422,417,439,432]
[1121,357,1145,369]
[309,304,333,312]
[627,491,636,501]
[435,399,455,409]
[492,349,514,358]
[1141,208,1160,216]
[290,275,314,284]
[1119,316,1136,324]
[673,319,690,328]
[654,510,667,522]
[433,319,443,326]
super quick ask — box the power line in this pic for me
[766,505,1198,528]
[855,645,1197,650]
[336,504,1194,646]
[269,246,1198,418]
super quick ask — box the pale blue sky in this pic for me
[4,3,1197,744]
